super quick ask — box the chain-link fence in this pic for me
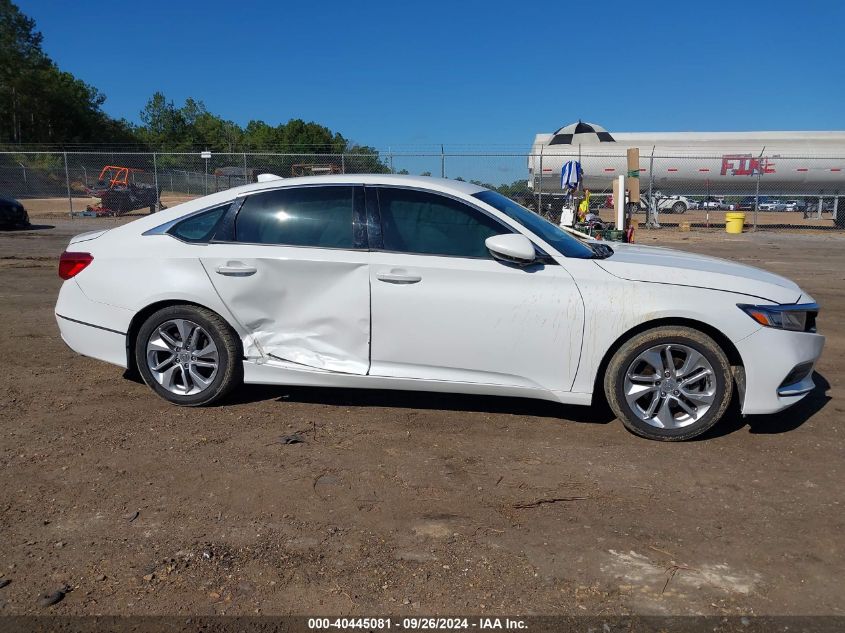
[1,150,843,230]
[528,150,845,230]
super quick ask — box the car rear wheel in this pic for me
[135,305,242,406]
[604,326,733,441]
[671,201,686,214]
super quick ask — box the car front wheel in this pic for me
[135,305,242,406]
[604,326,733,441]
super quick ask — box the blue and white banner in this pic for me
[561,160,583,191]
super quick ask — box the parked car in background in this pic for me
[803,200,835,215]
[659,193,694,214]
[759,199,788,211]
[784,200,807,213]
[737,197,755,211]
[0,195,31,229]
[55,175,824,442]
[737,196,779,211]
[639,192,694,214]
[701,197,726,210]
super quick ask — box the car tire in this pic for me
[604,326,733,441]
[671,201,686,214]
[134,305,242,406]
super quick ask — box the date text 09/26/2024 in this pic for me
[308,617,527,630]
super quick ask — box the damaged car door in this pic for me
[199,185,371,374]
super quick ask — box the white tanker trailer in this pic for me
[528,122,845,203]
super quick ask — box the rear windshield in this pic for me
[472,190,595,259]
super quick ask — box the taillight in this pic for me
[58,252,93,279]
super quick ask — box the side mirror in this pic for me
[485,234,536,265]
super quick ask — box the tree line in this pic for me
[1,1,533,193]
[0,0,387,169]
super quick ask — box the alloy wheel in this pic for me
[145,319,219,395]
[623,344,717,429]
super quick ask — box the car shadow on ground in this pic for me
[124,370,829,437]
[1,224,54,232]
[698,371,831,440]
[229,383,616,425]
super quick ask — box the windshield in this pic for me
[472,190,597,259]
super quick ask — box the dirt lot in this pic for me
[0,218,842,617]
[20,193,199,219]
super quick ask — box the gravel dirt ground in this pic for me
[0,219,842,617]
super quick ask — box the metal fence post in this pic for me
[538,147,544,217]
[753,146,765,231]
[647,146,658,228]
[440,145,445,178]
[63,151,73,218]
[243,153,248,186]
[341,153,346,174]
[152,152,160,211]
[389,147,394,174]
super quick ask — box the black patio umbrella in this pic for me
[549,121,615,145]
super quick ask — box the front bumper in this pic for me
[735,326,825,415]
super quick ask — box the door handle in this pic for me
[215,263,257,276]
[376,272,422,284]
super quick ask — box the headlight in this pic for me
[738,303,818,332]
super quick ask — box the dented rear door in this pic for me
[199,185,370,375]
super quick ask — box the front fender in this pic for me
[564,262,762,395]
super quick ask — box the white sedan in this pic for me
[55,175,824,441]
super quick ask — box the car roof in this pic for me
[235,174,488,197]
[114,174,491,236]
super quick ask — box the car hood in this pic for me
[595,243,802,304]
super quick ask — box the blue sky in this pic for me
[17,0,845,149]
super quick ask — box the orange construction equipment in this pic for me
[85,166,162,215]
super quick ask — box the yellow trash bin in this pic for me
[725,212,745,234]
